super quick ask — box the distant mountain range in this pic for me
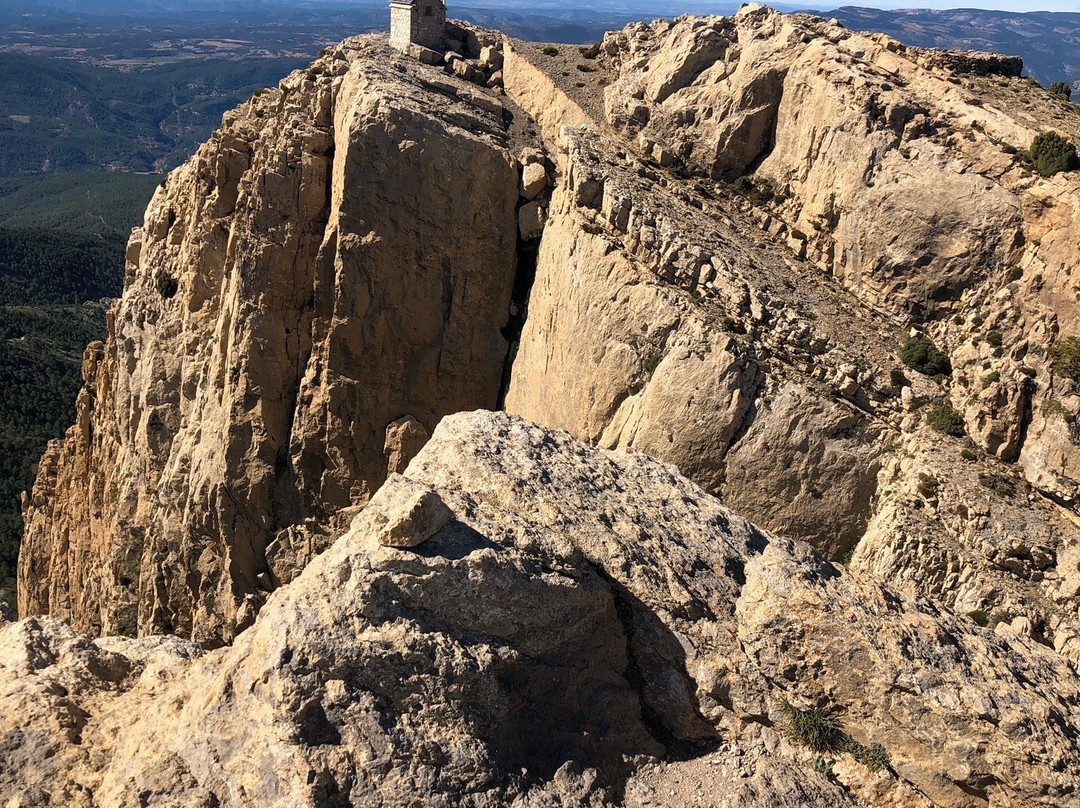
[4,2,1080,92]
[12,3,1070,89]
[822,7,1080,88]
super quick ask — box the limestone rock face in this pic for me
[593,6,1080,507]
[602,6,1025,321]
[3,413,1079,808]
[721,386,883,560]
[499,9,1080,664]
[503,122,894,557]
[18,37,519,644]
[16,8,1080,715]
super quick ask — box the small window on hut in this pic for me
[425,5,433,15]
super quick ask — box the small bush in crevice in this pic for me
[1043,398,1076,424]
[1049,81,1072,101]
[857,742,891,773]
[968,609,990,627]
[901,336,951,376]
[726,175,785,205]
[1050,335,1080,380]
[541,45,559,56]
[643,350,664,376]
[777,700,845,753]
[779,700,892,775]
[979,471,1017,498]
[155,271,178,299]
[842,737,891,773]
[889,368,909,388]
[929,401,965,436]
[807,757,834,775]
[579,42,601,59]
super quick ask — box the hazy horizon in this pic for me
[828,2,1079,10]
[9,0,1079,13]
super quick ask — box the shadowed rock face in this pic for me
[2,413,1079,808]
[17,38,520,645]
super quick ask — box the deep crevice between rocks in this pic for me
[584,559,720,765]
[496,222,541,410]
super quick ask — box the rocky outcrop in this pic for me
[7,11,1080,805]
[592,6,1080,500]
[602,7,1026,320]
[4,412,1079,808]
[918,49,1024,78]
[502,125,895,562]
[18,37,521,644]
[498,7,1080,662]
[16,8,1080,682]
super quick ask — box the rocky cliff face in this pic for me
[11,7,1080,804]
[18,36,522,644]
[14,0,1080,701]
[500,6,1080,665]
[4,412,1079,808]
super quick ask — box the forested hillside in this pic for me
[0,305,110,607]
[0,228,127,607]
[827,7,1080,89]
[0,229,126,304]
[0,6,329,610]
[0,54,307,176]
[0,174,162,234]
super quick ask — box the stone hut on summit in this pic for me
[390,0,447,52]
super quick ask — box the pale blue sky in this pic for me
[862,2,1079,9]
[802,1,1080,10]
[713,1,1078,14]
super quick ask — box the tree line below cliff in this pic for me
[0,227,129,607]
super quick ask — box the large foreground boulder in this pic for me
[2,412,1077,807]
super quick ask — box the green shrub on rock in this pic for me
[156,271,178,299]
[807,757,834,775]
[1050,335,1080,380]
[1028,131,1079,177]
[929,401,965,436]
[777,700,845,753]
[901,336,951,376]
[858,742,891,773]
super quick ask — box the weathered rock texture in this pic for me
[18,37,520,644]
[4,412,1079,808]
[17,7,1080,679]
[498,6,1080,664]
